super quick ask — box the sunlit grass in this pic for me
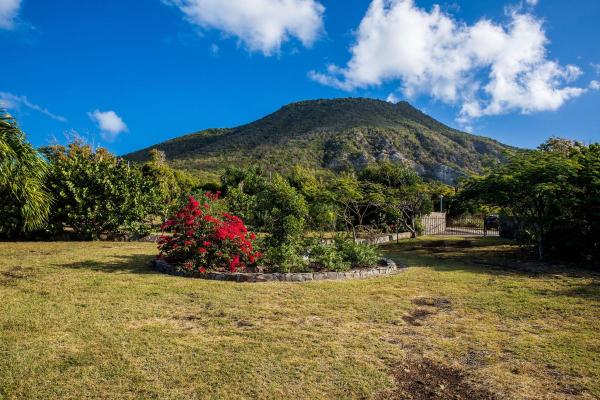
[0,238,598,399]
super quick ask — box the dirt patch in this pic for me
[412,296,452,309]
[0,266,35,285]
[402,297,452,326]
[236,319,254,328]
[377,358,500,400]
[402,308,436,326]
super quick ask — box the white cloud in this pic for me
[386,93,401,103]
[0,91,67,122]
[88,109,128,141]
[525,0,538,6]
[165,0,325,55]
[590,80,600,90]
[592,63,600,75]
[310,0,586,125]
[0,0,20,29]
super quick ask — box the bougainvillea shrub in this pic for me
[157,192,261,274]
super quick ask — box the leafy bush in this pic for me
[461,140,599,265]
[262,243,308,273]
[157,193,261,273]
[141,149,199,220]
[307,240,350,272]
[42,143,160,239]
[258,174,308,246]
[334,239,379,268]
[261,236,380,273]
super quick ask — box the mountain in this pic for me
[124,98,516,184]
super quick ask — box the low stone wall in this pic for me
[354,232,412,245]
[149,258,402,283]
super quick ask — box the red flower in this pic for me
[199,267,206,273]
[155,192,259,274]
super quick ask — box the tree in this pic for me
[257,173,308,247]
[221,166,267,228]
[461,149,580,260]
[42,142,161,239]
[288,166,337,235]
[0,111,51,235]
[570,144,600,263]
[330,174,384,241]
[141,149,197,219]
[360,162,432,238]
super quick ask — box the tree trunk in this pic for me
[536,224,544,261]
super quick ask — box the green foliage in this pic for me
[306,240,350,272]
[329,174,383,239]
[461,140,599,264]
[141,149,199,219]
[257,174,308,247]
[42,142,160,239]
[359,162,433,237]
[262,243,308,273]
[288,166,337,233]
[0,111,51,235]
[221,166,266,228]
[334,239,379,268]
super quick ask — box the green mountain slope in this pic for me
[125,98,516,183]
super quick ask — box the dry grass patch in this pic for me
[0,238,598,399]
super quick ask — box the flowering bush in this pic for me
[157,192,261,274]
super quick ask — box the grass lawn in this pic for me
[0,237,598,399]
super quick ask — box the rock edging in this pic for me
[149,258,403,282]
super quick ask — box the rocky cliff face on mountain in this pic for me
[125,98,515,184]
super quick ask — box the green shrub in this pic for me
[306,240,350,272]
[257,174,308,246]
[263,243,308,273]
[42,142,161,239]
[335,239,380,268]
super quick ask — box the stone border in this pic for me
[149,258,403,282]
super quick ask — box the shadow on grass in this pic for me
[549,281,600,300]
[381,237,598,279]
[58,254,158,275]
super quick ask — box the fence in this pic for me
[421,213,500,237]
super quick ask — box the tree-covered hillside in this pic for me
[125,98,516,183]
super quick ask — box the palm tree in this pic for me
[0,110,51,233]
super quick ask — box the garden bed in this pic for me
[149,258,401,282]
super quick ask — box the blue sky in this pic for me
[1,0,599,155]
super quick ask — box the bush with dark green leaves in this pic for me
[461,138,599,265]
[141,149,199,219]
[42,142,161,239]
[305,240,350,272]
[262,242,308,273]
[334,239,379,268]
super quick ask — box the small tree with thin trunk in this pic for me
[331,175,383,241]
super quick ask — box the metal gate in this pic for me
[421,214,500,237]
